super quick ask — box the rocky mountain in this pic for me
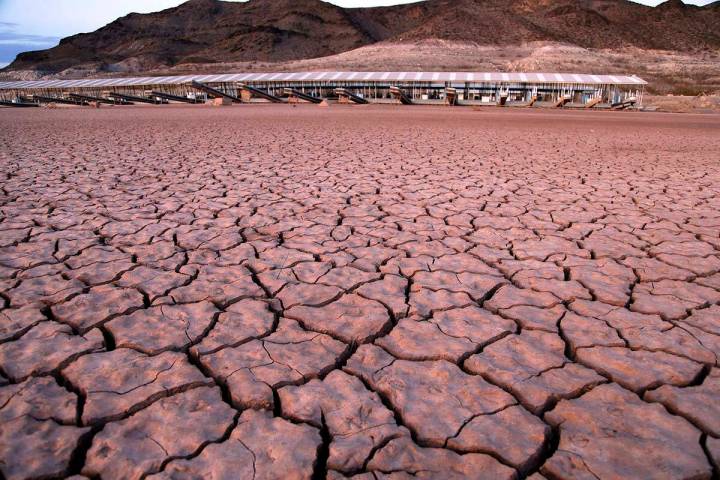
[4,0,720,74]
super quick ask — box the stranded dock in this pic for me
[0,71,646,109]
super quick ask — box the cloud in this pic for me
[0,31,60,46]
[0,22,60,62]
[0,20,60,62]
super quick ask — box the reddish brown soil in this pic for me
[1,105,719,479]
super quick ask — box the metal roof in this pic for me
[0,71,647,90]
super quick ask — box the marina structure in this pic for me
[0,71,646,109]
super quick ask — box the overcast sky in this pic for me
[0,0,715,66]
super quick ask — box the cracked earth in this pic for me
[0,105,719,480]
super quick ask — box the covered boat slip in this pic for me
[0,71,646,108]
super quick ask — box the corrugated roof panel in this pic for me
[0,71,647,90]
[41,80,64,88]
[138,77,155,85]
[146,76,165,84]
[216,74,235,82]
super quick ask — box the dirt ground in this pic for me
[644,94,720,114]
[1,105,719,479]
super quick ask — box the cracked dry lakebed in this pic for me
[1,104,720,480]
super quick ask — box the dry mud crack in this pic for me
[0,105,719,479]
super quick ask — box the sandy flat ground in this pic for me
[1,104,719,479]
